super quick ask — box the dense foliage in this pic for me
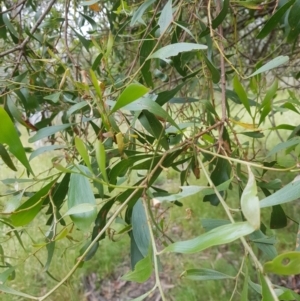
[1,0,300,300]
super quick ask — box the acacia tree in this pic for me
[0,0,300,300]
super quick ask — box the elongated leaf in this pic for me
[203,55,220,83]
[259,80,278,125]
[158,0,173,35]
[0,107,32,173]
[132,200,150,257]
[267,137,300,157]
[257,0,295,39]
[44,92,61,103]
[249,230,277,260]
[29,145,66,161]
[248,56,289,78]
[0,284,36,299]
[264,252,300,275]
[203,158,231,206]
[130,0,156,26]
[154,186,206,202]
[64,203,96,216]
[28,124,73,143]
[11,180,56,227]
[75,137,92,171]
[241,166,260,229]
[95,140,108,182]
[148,43,207,61]
[241,264,248,301]
[66,101,88,118]
[162,222,255,254]
[0,143,16,171]
[44,240,55,271]
[139,110,169,150]
[260,177,300,208]
[121,252,152,283]
[4,191,23,214]
[122,97,179,129]
[111,84,149,113]
[181,268,234,281]
[260,273,275,301]
[233,75,251,115]
[68,168,97,231]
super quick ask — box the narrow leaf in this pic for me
[64,203,95,216]
[0,284,37,299]
[260,273,275,301]
[29,145,66,161]
[132,200,150,257]
[130,0,156,26]
[233,75,251,115]
[68,168,97,231]
[162,222,255,254]
[0,107,32,173]
[95,140,108,182]
[257,0,296,39]
[28,124,73,143]
[181,268,234,281]
[122,97,179,129]
[266,137,300,157]
[0,143,17,171]
[75,137,92,171]
[148,43,207,61]
[158,0,173,35]
[111,83,149,113]
[248,56,289,78]
[260,177,300,208]
[11,180,56,227]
